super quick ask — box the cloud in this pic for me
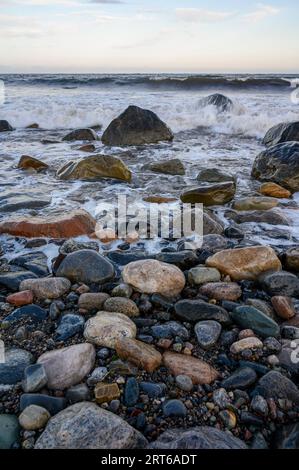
[176,8,236,23]
[0,13,45,37]
[90,0,125,4]
[243,3,280,23]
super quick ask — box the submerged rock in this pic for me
[180,182,235,205]
[263,121,299,147]
[17,155,48,172]
[252,142,299,192]
[57,155,131,182]
[102,105,173,146]
[35,402,147,449]
[62,128,98,141]
[199,94,233,112]
[0,209,96,238]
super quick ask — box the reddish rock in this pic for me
[199,282,242,301]
[271,296,295,320]
[115,337,162,373]
[163,351,219,385]
[238,329,255,340]
[6,290,34,306]
[0,209,96,239]
[18,155,48,172]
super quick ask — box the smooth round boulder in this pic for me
[56,249,115,285]
[84,311,136,348]
[101,105,173,146]
[35,402,147,449]
[180,182,235,205]
[19,405,50,430]
[57,155,131,182]
[122,259,185,298]
[145,159,185,175]
[62,128,98,141]
[199,282,242,301]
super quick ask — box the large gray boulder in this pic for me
[149,426,246,449]
[199,94,233,112]
[252,142,299,192]
[263,121,299,147]
[102,105,173,146]
[57,155,131,182]
[62,128,97,141]
[35,402,147,449]
[0,120,13,132]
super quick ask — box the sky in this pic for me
[0,0,298,73]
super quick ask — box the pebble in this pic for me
[260,271,299,297]
[124,377,139,406]
[115,337,162,373]
[19,405,50,430]
[94,383,120,404]
[238,329,255,340]
[230,337,263,354]
[271,296,295,320]
[163,351,219,385]
[175,374,193,392]
[103,297,139,317]
[3,304,47,324]
[251,395,269,416]
[195,320,222,349]
[87,367,108,386]
[151,321,189,340]
[55,314,85,341]
[0,348,33,385]
[231,306,280,338]
[222,367,257,390]
[84,311,136,348]
[162,399,187,417]
[140,382,165,398]
[22,363,48,393]
[65,383,91,403]
[219,409,237,429]
[212,388,231,409]
[200,282,242,301]
[175,299,231,325]
[254,371,299,405]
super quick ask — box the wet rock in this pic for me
[175,299,231,325]
[20,394,66,415]
[203,212,224,235]
[188,266,221,285]
[252,142,299,192]
[271,296,295,319]
[260,271,299,297]
[20,277,71,299]
[0,348,33,385]
[111,283,133,298]
[251,395,269,416]
[124,377,139,406]
[149,426,247,449]
[156,251,198,270]
[145,159,185,175]
[0,191,51,212]
[278,341,299,375]
[19,405,50,431]
[59,238,99,255]
[0,209,96,239]
[163,399,187,417]
[140,382,165,398]
[230,337,263,354]
[0,415,19,449]
[222,367,257,390]
[224,226,244,239]
[103,297,139,317]
[232,196,278,211]
[175,374,193,392]
[212,388,231,409]
[57,154,131,182]
[84,311,136,348]
[0,120,13,132]
[66,383,90,404]
[37,343,95,390]
[115,337,162,373]
[17,155,48,172]
[274,423,299,449]
[10,252,49,277]
[180,182,235,205]
[197,167,235,183]
[62,128,98,141]
[94,383,120,404]
[226,207,290,225]
[163,351,219,385]
[78,293,109,312]
[199,93,233,112]
[3,304,47,324]
[206,246,281,281]
[151,321,189,340]
[55,314,85,341]
[102,105,173,146]
[35,402,147,449]
[78,143,96,152]
[285,247,299,272]
[199,282,242,301]
[6,290,34,307]
[231,306,280,338]
[0,270,38,292]
[259,182,291,199]
[56,249,115,285]
[254,371,299,404]
[195,321,222,349]
[219,409,237,429]
[22,364,48,393]
[122,259,185,297]
[263,121,299,147]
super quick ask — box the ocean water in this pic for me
[0,73,299,258]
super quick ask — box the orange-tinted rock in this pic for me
[271,296,295,320]
[6,290,34,306]
[94,383,120,404]
[95,228,118,243]
[115,337,162,373]
[18,155,48,172]
[206,246,281,281]
[26,123,39,129]
[163,351,219,385]
[0,209,96,239]
[259,182,291,199]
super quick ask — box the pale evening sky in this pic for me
[0,0,298,73]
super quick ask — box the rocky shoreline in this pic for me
[1,100,299,450]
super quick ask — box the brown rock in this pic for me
[199,282,242,301]
[232,197,278,211]
[180,182,235,206]
[94,383,120,404]
[163,351,219,385]
[6,290,34,306]
[78,293,109,312]
[285,247,299,272]
[259,182,291,199]
[206,246,281,281]
[18,155,48,172]
[78,144,96,152]
[142,196,177,204]
[230,337,263,354]
[83,311,136,348]
[103,297,139,317]
[115,337,162,373]
[0,209,96,238]
[122,259,185,297]
[271,296,295,320]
